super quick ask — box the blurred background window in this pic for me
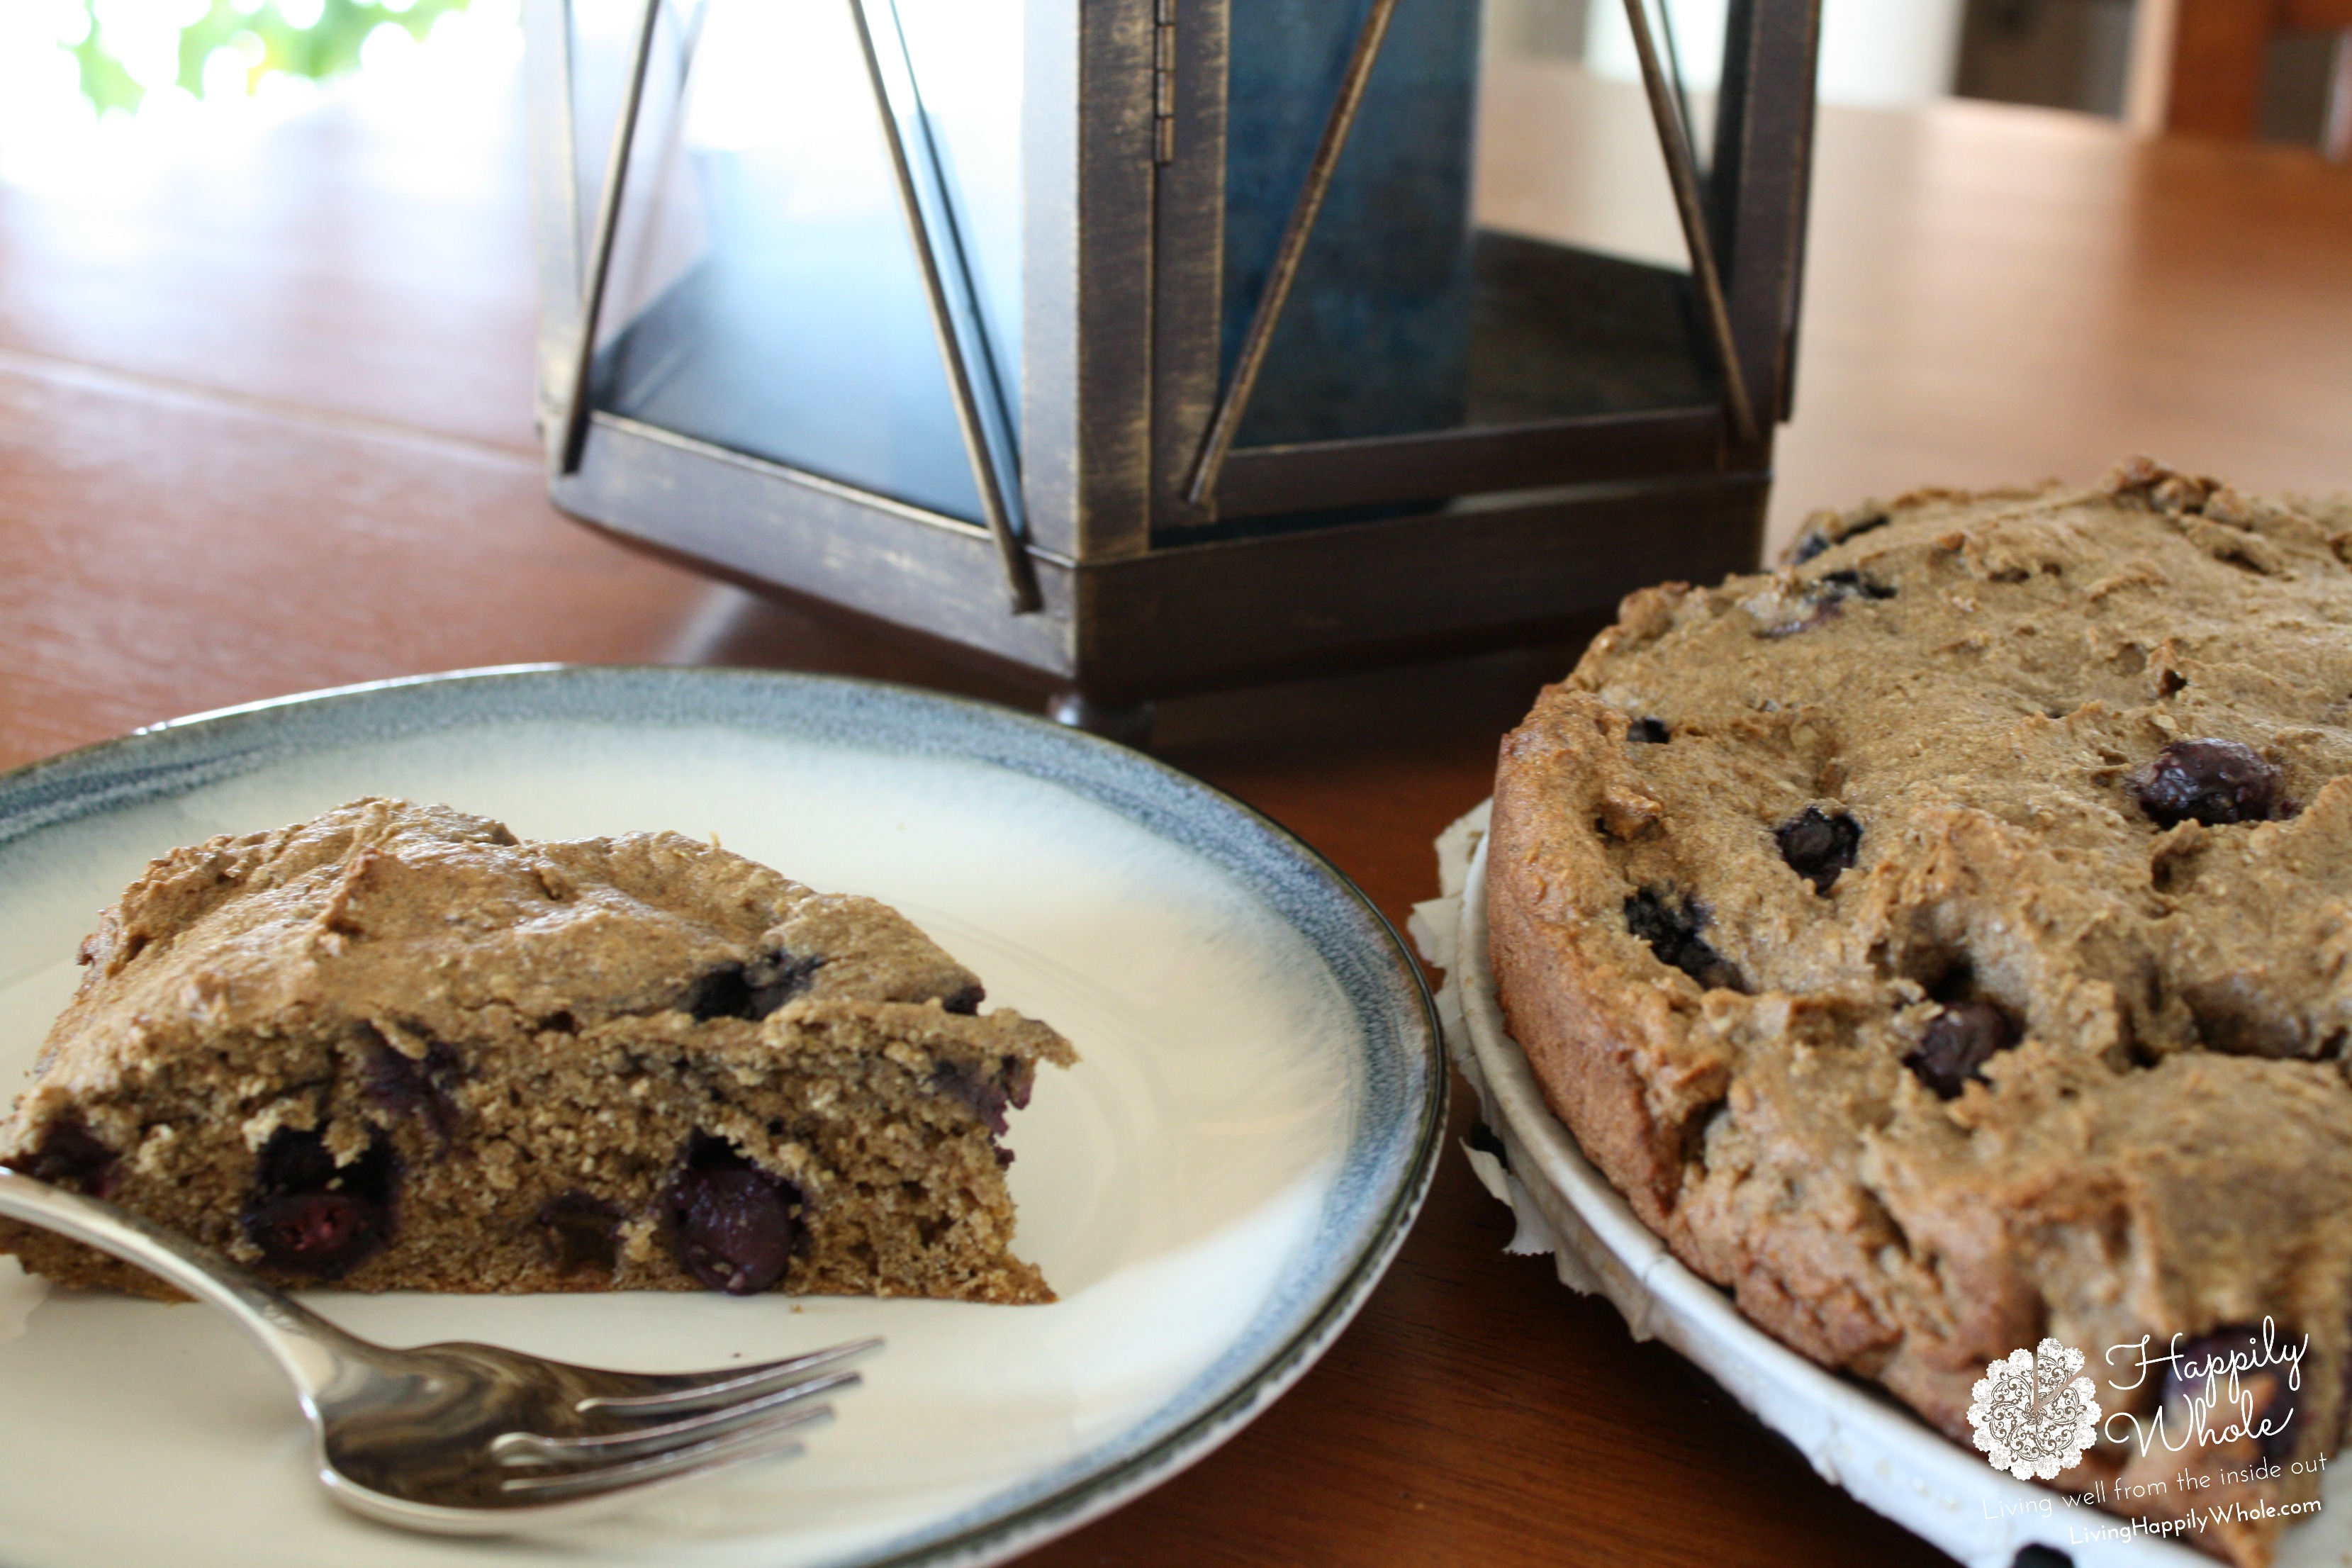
[1952,0,2348,154]
[1484,0,1971,113]
[6,0,2341,198]
[0,0,518,194]
[1462,1,2352,157]
[1954,0,2139,117]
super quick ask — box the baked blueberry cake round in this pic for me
[1488,461,2352,1567]
[0,798,1074,1304]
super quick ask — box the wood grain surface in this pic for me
[1,62,2348,1568]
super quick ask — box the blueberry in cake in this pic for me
[0,798,1074,1304]
[1487,460,2352,1567]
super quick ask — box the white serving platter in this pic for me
[1413,802,2346,1568]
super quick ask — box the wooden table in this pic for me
[3,62,2348,1568]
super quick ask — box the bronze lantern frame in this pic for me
[522,0,1822,727]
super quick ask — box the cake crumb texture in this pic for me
[0,797,1075,1305]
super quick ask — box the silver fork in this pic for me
[0,1167,878,1534]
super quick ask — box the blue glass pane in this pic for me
[1224,0,1482,444]
[1223,0,1713,449]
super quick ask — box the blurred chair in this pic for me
[2167,0,2352,156]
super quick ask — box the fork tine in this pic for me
[496,1409,832,1499]
[576,1335,880,1414]
[493,1370,858,1465]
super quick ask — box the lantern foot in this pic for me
[1047,692,1155,749]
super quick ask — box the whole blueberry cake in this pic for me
[1488,461,2352,1567]
[0,798,1074,1304]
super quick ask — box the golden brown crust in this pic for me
[1489,463,2352,1567]
[1489,705,1719,1228]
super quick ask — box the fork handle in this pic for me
[0,1167,366,1399]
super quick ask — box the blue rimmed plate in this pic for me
[0,666,1443,1568]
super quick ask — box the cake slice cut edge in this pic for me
[0,797,1077,1304]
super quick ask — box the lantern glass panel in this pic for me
[577,0,1024,525]
[1226,0,1729,451]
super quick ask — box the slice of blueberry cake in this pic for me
[1488,461,2352,1567]
[0,798,1074,1304]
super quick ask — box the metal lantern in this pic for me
[523,0,1820,732]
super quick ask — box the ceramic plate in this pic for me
[1417,807,2344,1568]
[0,666,1443,1568]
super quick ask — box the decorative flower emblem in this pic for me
[1968,1337,2102,1480]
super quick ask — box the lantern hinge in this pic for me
[1153,0,1176,164]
